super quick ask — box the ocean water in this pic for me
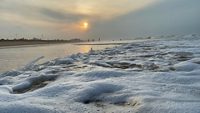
[0,41,126,73]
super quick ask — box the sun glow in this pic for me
[80,45,91,53]
[83,22,89,29]
[79,21,89,31]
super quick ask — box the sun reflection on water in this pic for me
[79,45,92,53]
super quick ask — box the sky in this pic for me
[0,0,199,40]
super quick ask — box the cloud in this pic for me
[0,0,157,39]
[87,0,200,39]
[39,8,90,23]
[1,0,199,39]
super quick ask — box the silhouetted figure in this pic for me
[147,36,151,39]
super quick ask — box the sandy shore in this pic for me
[0,40,71,47]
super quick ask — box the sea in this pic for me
[0,41,129,73]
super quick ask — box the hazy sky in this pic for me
[0,0,199,40]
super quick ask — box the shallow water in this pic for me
[0,41,128,73]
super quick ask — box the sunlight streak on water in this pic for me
[0,43,116,73]
[79,45,92,53]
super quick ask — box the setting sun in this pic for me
[83,22,89,30]
[75,21,90,32]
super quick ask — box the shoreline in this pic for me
[0,42,69,49]
[0,41,83,49]
[0,41,129,49]
[74,42,128,45]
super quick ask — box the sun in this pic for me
[77,21,90,31]
[82,22,89,30]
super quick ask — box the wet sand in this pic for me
[0,40,70,47]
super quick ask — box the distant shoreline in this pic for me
[0,42,69,49]
[0,40,83,48]
[74,42,128,45]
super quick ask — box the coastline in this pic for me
[74,42,128,45]
[0,40,84,49]
[0,42,69,49]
